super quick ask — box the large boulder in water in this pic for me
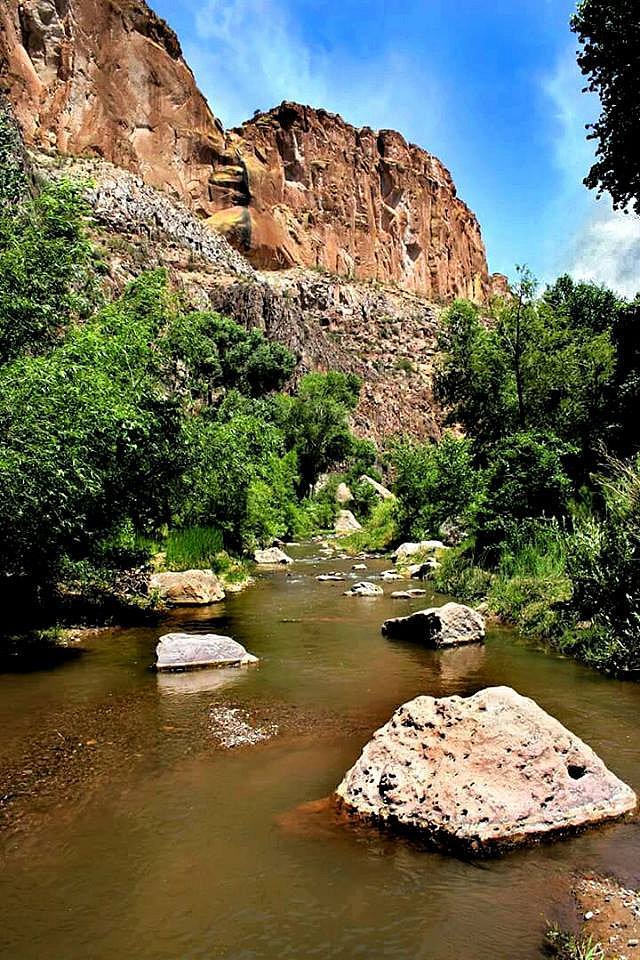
[149,570,225,606]
[156,633,259,671]
[336,686,637,852]
[382,602,485,647]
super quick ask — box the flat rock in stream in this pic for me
[382,602,485,647]
[254,547,293,565]
[155,633,259,672]
[344,581,384,597]
[335,686,637,852]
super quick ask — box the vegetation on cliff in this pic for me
[0,170,366,623]
[349,274,639,676]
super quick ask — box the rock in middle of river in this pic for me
[335,686,637,853]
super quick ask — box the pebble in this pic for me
[584,911,594,920]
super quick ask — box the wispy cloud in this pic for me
[182,0,442,138]
[542,45,640,298]
[569,203,640,299]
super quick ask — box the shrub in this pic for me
[392,433,482,541]
[341,499,399,553]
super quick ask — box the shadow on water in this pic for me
[0,632,85,673]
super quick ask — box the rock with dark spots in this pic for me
[155,633,258,672]
[382,602,485,647]
[336,686,637,851]
[149,569,225,606]
[254,547,293,565]
[344,581,384,597]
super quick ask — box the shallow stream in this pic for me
[1,548,639,959]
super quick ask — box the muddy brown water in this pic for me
[1,549,639,960]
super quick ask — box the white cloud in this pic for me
[542,46,640,298]
[569,202,640,299]
[182,0,442,137]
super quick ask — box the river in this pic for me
[1,548,639,959]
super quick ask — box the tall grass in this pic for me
[163,526,224,571]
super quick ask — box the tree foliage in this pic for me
[571,0,640,214]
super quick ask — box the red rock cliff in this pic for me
[0,0,226,214]
[211,103,492,300]
[1,0,495,301]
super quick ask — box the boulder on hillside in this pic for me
[335,482,353,505]
[155,633,259,672]
[149,570,225,606]
[359,475,394,500]
[382,602,485,647]
[335,686,637,851]
[254,547,293,565]
[335,510,362,535]
[392,541,445,564]
[344,581,384,597]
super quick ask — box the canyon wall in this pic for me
[0,0,502,301]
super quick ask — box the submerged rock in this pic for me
[336,686,637,851]
[344,581,384,597]
[149,570,225,606]
[335,510,362,535]
[316,572,346,582]
[155,633,259,672]
[254,547,293,565]
[382,602,485,647]
[390,589,427,599]
[209,706,277,749]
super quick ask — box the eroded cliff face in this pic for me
[1,0,500,301]
[0,0,227,215]
[37,152,443,442]
[211,102,493,301]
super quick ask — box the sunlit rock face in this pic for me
[217,102,495,301]
[336,686,637,852]
[0,0,227,216]
[1,2,498,301]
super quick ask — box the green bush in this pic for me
[341,498,399,553]
[392,433,482,541]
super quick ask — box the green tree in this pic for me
[0,281,186,579]
[287,371,361,492]
[571,0,640,213]
[0,181,98,363]
[473,432,574,553]
[391,434,481,540]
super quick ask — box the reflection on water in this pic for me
[1,554,639,960]
[156,665,250,697]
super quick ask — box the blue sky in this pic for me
[153,0,640,296]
